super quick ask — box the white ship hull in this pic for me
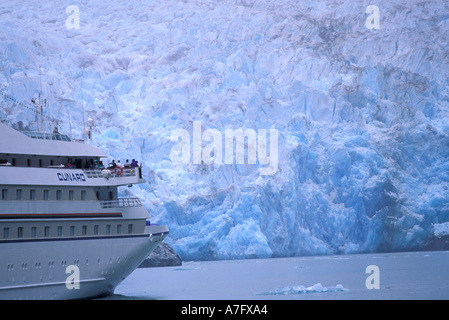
[0,224,167,300]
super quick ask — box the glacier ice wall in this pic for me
[1,0,449,260]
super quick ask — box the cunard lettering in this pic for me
[57,172,86,182]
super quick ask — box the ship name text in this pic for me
[57,172,87,182]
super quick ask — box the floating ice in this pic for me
[257,283,348,296]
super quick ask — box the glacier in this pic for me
[1,0,449,261]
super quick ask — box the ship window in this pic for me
[31,227,37,238]
[128,224,133,234]
[3,228,9,239]
[82,225,87,236]
[27,159,31,167]
[117,224,122,234]
[1,189,7,200]
[69,190,74,201]
[81,190,86,201]
[17,227,23,238]
[16,189,22,200]
[94,225,99,235]
[70,226,75,236]
[39,159,43,167]
[30,190,36,200]
[43,190,49,200]
[57,226,63,237]
[44,227,50,237]
[56,190,62,201]
[106,225,111,235]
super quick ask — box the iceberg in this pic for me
[1,0,449,261]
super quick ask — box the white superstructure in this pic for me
[0,122,168,299]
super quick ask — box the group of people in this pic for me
[64,159,101,169]
[64,159,140,170]
[107,159,140,169]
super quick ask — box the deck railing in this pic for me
[99,197,143,208]
[83,167,141,179]
[22,131,72,142]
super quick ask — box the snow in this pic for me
[2,0,449,261]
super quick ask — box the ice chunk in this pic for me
[257,283,348,296]
[433,223,449,237]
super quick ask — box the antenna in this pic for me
[87,117,94,145]
[31,93,48,132]
[1,88,67,136]
[82,90,86,143]
[68,108,73,140]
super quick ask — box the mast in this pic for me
[31,93,48,132]
[87,117,94,145]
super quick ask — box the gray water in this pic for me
[111,251,449,300]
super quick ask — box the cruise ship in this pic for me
[0,122,169,299]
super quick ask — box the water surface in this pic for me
[110,251,449,300]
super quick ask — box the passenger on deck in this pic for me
[85,159,94,168]
[131,159,138,168]
[124,159,131,168]
[0,160,11,166]
[109,160,117,169]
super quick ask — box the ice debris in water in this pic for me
[257,283,348,296]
